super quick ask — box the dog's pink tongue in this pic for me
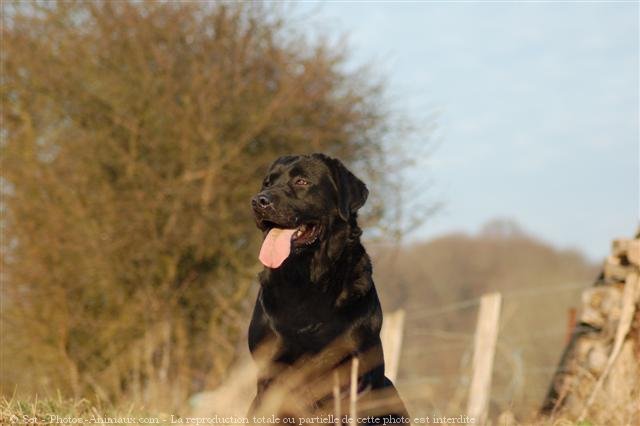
[259,228,296,268]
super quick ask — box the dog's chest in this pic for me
[263,287,328,323]
[261,284,343,342]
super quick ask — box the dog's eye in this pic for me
[294,178,310,186]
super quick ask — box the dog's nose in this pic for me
[252,193,272,209]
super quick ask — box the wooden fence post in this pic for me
[466,292,502,425]
[380,309,406,382]
[565,307,577,345]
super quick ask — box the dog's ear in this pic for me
[314,154,368,221]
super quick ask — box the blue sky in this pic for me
[298,1,639,261]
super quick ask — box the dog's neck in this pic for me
[258,219,375,344]
[259,217,373,308]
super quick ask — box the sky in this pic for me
[298,1,639,261]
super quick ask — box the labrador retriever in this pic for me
[248,153,409,423]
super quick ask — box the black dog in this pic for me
[248,154,409,423]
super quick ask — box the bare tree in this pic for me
[1,1,411,409]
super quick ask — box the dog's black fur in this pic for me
[248,153,409,422]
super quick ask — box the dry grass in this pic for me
[0,393,601,426]
[0,394,164,425]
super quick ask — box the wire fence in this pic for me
[392,282,589,421]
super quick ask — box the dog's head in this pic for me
[251,153,368,269]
